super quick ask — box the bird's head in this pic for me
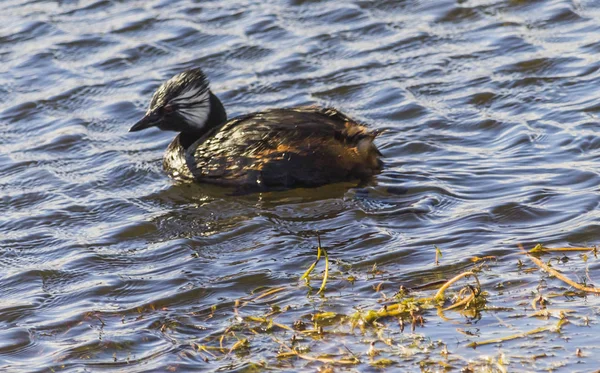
[130,68,226,134]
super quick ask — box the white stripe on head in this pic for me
[171,84,211,130]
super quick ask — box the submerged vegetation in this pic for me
[66,239,600,372]
[121,240,598,372]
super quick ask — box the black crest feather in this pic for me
[149,68,210,111]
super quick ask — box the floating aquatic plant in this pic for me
[161,240,600,371]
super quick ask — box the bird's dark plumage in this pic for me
[131,68,382,190]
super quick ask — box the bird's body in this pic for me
[131,68,382,190]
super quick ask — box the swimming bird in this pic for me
[130,68,382,190]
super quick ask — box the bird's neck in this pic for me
[179,91,227,149]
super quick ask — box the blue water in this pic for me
[2,0,600,371]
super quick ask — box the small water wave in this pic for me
[3,0,600,371]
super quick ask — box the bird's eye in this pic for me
[164,104,174,113]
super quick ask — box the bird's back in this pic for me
[170,107,382,189]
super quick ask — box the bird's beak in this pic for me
[129,112,161,132]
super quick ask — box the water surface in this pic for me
[3,0,600,371]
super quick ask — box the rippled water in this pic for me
[3,0,600,371]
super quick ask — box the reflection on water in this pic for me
[3,0,600,371]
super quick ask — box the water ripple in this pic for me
[3,0,600,371]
